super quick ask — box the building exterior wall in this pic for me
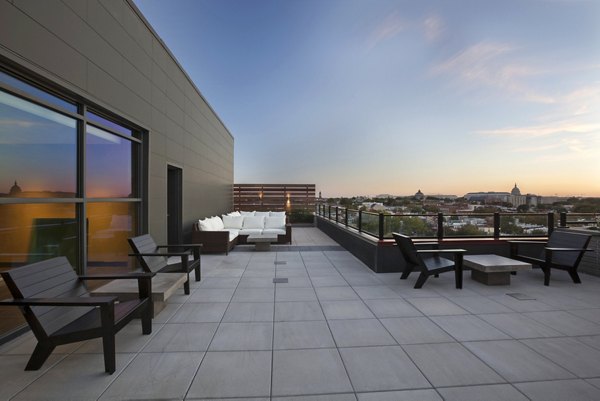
[0,0,234,243]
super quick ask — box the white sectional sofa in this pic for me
[192,211,291,254]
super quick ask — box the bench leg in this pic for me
[141,301,152,335]
[400,265,413,280]
[102,333,116,374]
[542,266,551,286]
[569,268,581,284]
[414,272,429,289]
[25,343,55,371]
[184,278,190,295]
[195,264,201,282]
[455,267,463,289]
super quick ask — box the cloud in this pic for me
[423,14,443,42]
[432,41,556,103]
[368,10,408,50]
[477,120,600,138]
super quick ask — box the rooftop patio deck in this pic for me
[3,227,600,400]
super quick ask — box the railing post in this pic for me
[493,212,500,239]
[358,210,362,233]
[437,213,444,241]
[560,212,567,227]
[548,212,555,235]
[335,206,339,223]
[378,213,384,240]
[344,208,348,227]
[328,205,331,220]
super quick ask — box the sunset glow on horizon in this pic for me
[135,0,600,198]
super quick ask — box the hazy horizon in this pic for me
[135,0,600,197]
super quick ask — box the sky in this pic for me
[134,0,600,197]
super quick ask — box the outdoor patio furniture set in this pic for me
[192,211,292,254]
[393,230,592,289]
[0,228,592,375]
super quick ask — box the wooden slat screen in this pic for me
[234,184,316,212]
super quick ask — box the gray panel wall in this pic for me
[0,0,234,243]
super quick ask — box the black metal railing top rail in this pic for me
[316,204,600,241]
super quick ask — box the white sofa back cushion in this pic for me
[212,216,224,231]
[222,215,244,229]
[254,211,270,217]
[228,211,242,217]
[198,218,213,231]
[243,216,265,229]
[240,211,255,216]
[265,216,286,230]
[270,211,286,217]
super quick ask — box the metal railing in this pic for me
[316,204,599,241]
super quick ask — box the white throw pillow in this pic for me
[212,216,224,230]
[265,216,286,229]
[270,211,286,217]
[254,211,270,217]
[198,218,213,231]
[240,211,255,216]
[243,216,265,229]
[228,211,242,217]
[222,215,244,229]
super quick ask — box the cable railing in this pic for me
[316,204,600,241]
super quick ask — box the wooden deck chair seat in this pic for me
[509,231,592,286]
[128,234,201,295]
[392,232,466,289]
[0,257,154,374]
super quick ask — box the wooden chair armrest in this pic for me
[546,247,593,252]
[0,296,117,307]
[417,249,466,254]
[156,244,202,249]
[507,240,547,244]
[80,273,156,280]
[129,252,190,257]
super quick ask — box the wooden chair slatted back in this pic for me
[128,234,167,273]
[0,257,93,337]
[544,231,591,267]
[392,233,423,267]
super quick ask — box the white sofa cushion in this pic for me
[240,211,255,216]
[228,211,242,217]
[212,216,224,230]
[263,228,286,236]
[265,216,286,230]
[222,229,239,241]
[243,216,265,229]
[198,217,213,231]
[270,211,286,217]
[254,211,270,217]
[222,215,244,229]
[239,228,263,235]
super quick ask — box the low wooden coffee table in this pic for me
[246,234,278,251]
[464,254,531,285]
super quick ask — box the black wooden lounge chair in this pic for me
[509,230,592,286]
[392,232,467,289]
[0,257,154,374]
[128,234,201,295]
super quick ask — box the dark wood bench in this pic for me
[509,230,592,286]
[128,234,201,294]
[0,257,154,374]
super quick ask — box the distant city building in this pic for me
[464,191,510,203]
[9,180,22,196]
[540,196,569,204]
[511,183,521,196]
[414,189,425,200]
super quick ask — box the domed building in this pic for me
[509,183,526,207]
[414,189,425,201]
[9,180,22,196]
